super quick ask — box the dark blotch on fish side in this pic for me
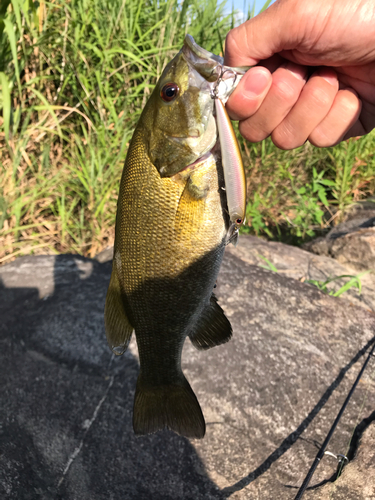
[106,245,232,439]
[105,36,234,440]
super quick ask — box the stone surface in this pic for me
[227,235,375,313]
[1,238,375,500]
[304,421,375,500]
[303,204,375,272]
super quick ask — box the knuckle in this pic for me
[225,31,235,51]
[225,30,241,59]
[272,78,299,103]
[305,85,333,108]
[239,120,267,143]
[272,125,303,150]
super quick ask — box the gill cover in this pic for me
[183,36,248,245]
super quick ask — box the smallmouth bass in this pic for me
[105,35,247,438]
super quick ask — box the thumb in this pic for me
[224,0,297,66]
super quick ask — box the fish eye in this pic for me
[160,82,179,102]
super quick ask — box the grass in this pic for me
[304,271,371,298]
[240,131,375,243]
[256,255,372,299]
[1,0,375,264]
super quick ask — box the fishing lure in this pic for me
[211,69,246,245]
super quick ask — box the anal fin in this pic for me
[189,294,232,350]
[104,260,133,355]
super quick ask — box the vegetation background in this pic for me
[1,0,375,265]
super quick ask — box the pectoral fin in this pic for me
[174,179,206,237]
[189,294,232,350]
[104,262,133,355]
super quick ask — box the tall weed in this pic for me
[0,0,231,262]
[1,0,375,262]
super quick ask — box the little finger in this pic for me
[309,88,362,147]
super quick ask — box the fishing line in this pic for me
[294,339,375,500]
[337,357,375,479]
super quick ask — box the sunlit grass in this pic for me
[1,0,375,263]
[240,131,375,242]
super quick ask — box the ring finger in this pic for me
[272,69,339,149]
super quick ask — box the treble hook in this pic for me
[210,67,238,99]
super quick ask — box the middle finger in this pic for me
[272,69,339,149]
[239,62,308,143]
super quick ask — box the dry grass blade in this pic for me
[1,0,375,264]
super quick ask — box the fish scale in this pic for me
[104,36,245,438]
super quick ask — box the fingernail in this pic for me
[317,69,337,86]
[345,88,359,97]
[282,62,306,81]
[243,69,270,97]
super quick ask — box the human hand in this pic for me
[224,0,375,149]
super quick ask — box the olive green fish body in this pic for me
[105,39,238,438]
[106,125,230,437]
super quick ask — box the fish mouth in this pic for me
[178,149,216,174]
[182,35,250,102]
[170,132,201,143]
[183,33,250,82]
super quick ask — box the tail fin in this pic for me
[133,376,205,439]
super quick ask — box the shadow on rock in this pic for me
[0,254,223,500]
[220,335,375,497]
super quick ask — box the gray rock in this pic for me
[303,204,375,272]
[1,239,375,500]
[227,235,375,313]
[304,421,375,500]
[95,246,114,264]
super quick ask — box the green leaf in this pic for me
[319,179,336,187]
[317,188,329,207]
[258,255,278,273]
[0,72,10,142]
[4,17,21,94]
[332,271,371,297]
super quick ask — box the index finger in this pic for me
[226,67,272,120]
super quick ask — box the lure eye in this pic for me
[160,83,179,102]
